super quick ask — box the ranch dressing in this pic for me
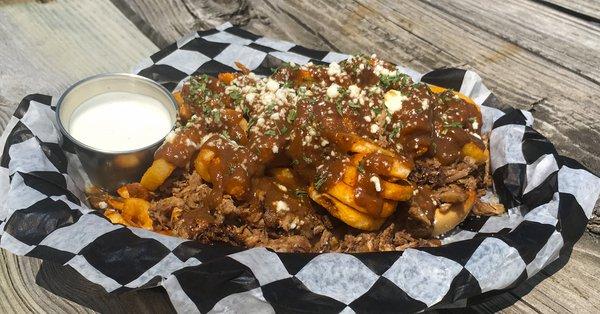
[68,92,172,152]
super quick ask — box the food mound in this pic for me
[91,54,505,252]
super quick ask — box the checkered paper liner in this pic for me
[1,23,599,313]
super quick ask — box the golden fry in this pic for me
[172,91,184,106]
[462,142,489,164]
[350,153,411,180]
[116,186,130,198]
[194,148,215,182]
[379,200,397,218]
[107,198,124,211]
[122,198,153,230]
[327,182,380,216]
[140,158,176,191]
[104,209,128,225]
[309,187,385,231]
[342,165,358,187]
[380,180,413,201]
[349,137,395,156]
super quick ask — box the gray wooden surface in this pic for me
[0,0,599,312]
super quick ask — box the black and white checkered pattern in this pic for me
[1,23,599,313]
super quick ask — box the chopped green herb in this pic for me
[348,101,361,108]
[294,189,308,197]
[443,121,463,129]
[302,155,312,163]
[336,102,344,115]
[372,106,383,116]
[221,130,230,139]
[297,87,307,99]
[379,74,400,89]
[282,81,293,89]
[292,159,300,165]
[242,105,250,116]
[229,90,242,104]
[469,117,477,123]
[228,164,235,174]
[266,102,276,114]
[357,161,365,174]
[270,67,278,73]
[314,172,327,190]
[388,126,401,141]
[247,117,257,129]
[201,104,211,115]
[287,108,297,123]
[213,110,221,123]
[265,129,277,137]
[338,87,348,97]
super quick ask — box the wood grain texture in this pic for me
[0,251,175,313]
[0,0,157,130]
[424,0,600,84]
[1,0,600,313]
[540,0,600,21]
[0,0,173,312]
[110,0,251,47]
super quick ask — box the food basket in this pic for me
[1,23,598,312]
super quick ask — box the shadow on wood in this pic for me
[34,260,175,313]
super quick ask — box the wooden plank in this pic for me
[423,0,600,84]
[540,0,600,22]
[0,0,157,130]
[0,0,168,312]
[110,0,252,47]
[0,251,175,313]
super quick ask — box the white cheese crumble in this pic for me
[98,201,107,209]
[185,138,199,148]
[245,93,256,103]
[384,89,408,114]
[326,83,340,98]
[421,98,429,110]
[348,85,361,99]
[363,115,372,122]
[327,62,341,76]
[370,176,382,192]
[275,200,290,212]
[272,145,279,153]
[370,124,379,133]
[266,79,279,92]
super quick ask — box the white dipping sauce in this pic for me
[68,92,172,152]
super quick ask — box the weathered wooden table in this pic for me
[1,0,599,312]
